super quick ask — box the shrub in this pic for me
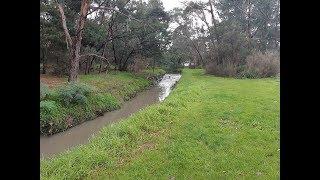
[242,51,280,78]
[205,61,238,77]
[129,55,149,73]
[40,100,60,118]
[40,83,49,101]
[139,68,166,81]
[205,21,251,76]
[89,93,120,112]
[57,83,93,106]
[40,100,66,135]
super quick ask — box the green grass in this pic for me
[79,71,152,101]
[40,70,165,135]
[41,69,279,179]
[140,68,166,76]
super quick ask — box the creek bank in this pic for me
[40,70,166,136]
[40,73,181,158]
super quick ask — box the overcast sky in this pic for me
[160,0,219,32]
[162,0,184,11]
[162,0,210,11]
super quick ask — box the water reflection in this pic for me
[158,74,181,101]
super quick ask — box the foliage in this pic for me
[169,0,280,78]
[40,0,71,75]
[40,100,60,119]
[40,69,164,135]
[41,0,170,76]
[41,69,280,179]
[40,82,50,101]
[40,100,66,135]
[241,51,280,78]
[162,50,184,73]
[57,83,93,106]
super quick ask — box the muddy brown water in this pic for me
[40,74,181,158]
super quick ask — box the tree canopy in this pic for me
[40,0,280,79]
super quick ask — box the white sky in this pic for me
[161,0,220,33]
[89,0,218,33]
[162,0,184,11]
[162,0,208,11]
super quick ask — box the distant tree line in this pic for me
[40,0,280,80]
[169,0,280,77]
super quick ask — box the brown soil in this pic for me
[40,74,67,88]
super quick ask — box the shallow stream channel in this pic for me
[40,74,181,158]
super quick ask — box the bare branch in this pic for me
[86,0,108,16]
[80,53,111,65]
[200,10,210,28]
[92,6,142,23]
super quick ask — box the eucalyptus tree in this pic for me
[40,0,71,75]
[167,0,279,77]
[217,0,280,52]
[42,0,170,81]
[94,0,170,71]
[169,7,209,67]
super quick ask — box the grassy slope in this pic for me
[41,69,279,179]
[40,69,165,135]
[80,68,166,101]
[46,69,165,101]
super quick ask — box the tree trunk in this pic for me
[261,21,268,53]
[68,41,80,81]
[57,3,73,50]
[41,48,47,74]
[85,58,89,75]
[43,62,47,74]
[208,0,223,65]
[109,24,118,70]
[68,0,91,82]
[246,0,252,49]
[190,41,203,66]
[100,33,108,74]
[88,57,95,73]
[152,59,155,73]
[99,60,103,73]
[208,0,220,45]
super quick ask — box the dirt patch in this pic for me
[116,142,156,167]
[40,74,67,88]
[138,142,156,152]
[149,129,165,137]
[132,142,157,156]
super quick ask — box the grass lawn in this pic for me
[41,69,280,179]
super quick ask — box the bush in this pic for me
[205,61,238,77]
[205,21,251,76]
[242,51,280,78]
[40,100,60,118]
[57,83,93,106]
[89,93,120,112]
[129,55,149,73]
[40,72,157,135]
[40,83,49,101]
[40,100,66,135]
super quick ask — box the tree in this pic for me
[168,0,280,76]
[57,0,91,82]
